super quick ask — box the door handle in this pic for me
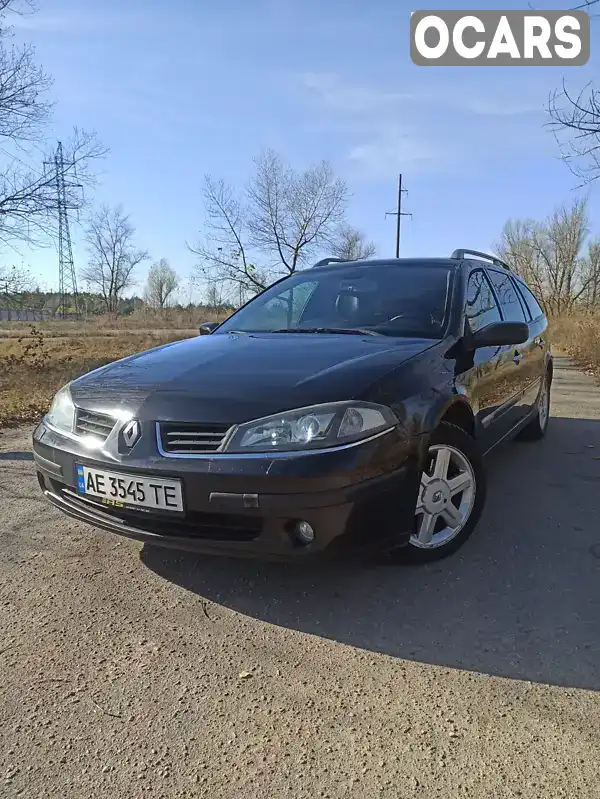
[513,351,523,365]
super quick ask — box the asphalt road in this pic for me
[1,354,599,798]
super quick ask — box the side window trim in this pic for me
[508,275,532,322]
[485,267,530,325]
[482,268,506,322]
[465,268,503,330]
[513,278,543,321]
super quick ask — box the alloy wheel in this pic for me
[411,444,476,550]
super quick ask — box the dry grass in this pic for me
[5,311,595,431]
[550,314,600,377]
[0,307,228,339]
[0,329,193,428]
[0,309,234,428]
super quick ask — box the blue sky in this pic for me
[8,0,600,299]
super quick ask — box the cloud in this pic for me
[295,69,550,180]
[347,131,439,178]
[299,72,415,115]
[299,70,543,119]
[456,95,544,117]
[10,10,140,34]
[296,72,442,176]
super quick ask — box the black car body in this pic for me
[33,250,552,563]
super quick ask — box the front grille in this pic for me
[54,483,261,542]
[159,422,232,454]
[75,409,116,441]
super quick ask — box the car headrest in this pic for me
[335,292,359,320]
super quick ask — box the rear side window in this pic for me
[465,270,502,332]
[514,280,544,320]
[486,270,527,323]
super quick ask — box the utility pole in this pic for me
[45,142,82,318]
[385,174,412,257]
[55,142,79,318]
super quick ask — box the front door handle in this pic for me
[513,351,523,365]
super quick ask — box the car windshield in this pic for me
[216,263,454,339]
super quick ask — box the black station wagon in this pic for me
[33,249,551,563]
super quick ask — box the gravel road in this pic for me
[1,354,599,798]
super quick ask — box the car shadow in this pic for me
[141,416,600,692]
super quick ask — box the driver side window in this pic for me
[465,270,502,333]
[254,281,318,330]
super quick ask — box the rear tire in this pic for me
[400,422,487,563]
[516,371,550,442]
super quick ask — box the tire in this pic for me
[516,371,551,442]
[400,422,487,563]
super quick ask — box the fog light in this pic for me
[295,521,315,545]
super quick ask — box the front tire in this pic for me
[402,422,487,563]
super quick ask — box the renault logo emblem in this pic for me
[122,420,141,449]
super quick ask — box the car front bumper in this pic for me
[32,420,421,561]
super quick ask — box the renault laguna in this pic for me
[33,251,552,563]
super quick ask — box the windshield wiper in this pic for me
[272,327,381,336]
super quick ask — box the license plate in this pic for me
[75,465,184,513]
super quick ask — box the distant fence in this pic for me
[0,308,82,321]
[0,307,54,322]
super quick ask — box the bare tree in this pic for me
[543,0,600,182]
[81,205,148,313]
[0,128,106,249]
[329,223,376,261]
[189,151,351,295]
[580,238,600,309]
[0,262,32,310]
[496,219,545,299]
[497,199,596,315]
[246,150,348,272]
[190,177,267,297]
[144,258,179,310]
[0,2,106,250]
[203,281,233,317]
[0,13,53,142]
[547,81,600,185]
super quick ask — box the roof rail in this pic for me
[451,249,511,271]
[311,257,351,268]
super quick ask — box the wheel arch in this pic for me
[418,395,476,469]
[437,398,475,437]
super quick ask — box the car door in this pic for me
[462,268,524,450]
[486,268,536,422]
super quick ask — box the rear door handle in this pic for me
[513,351,523,364]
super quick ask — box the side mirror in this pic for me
[199,322,219,335]
[471,321,529,349]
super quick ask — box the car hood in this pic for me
[70,332,436,424]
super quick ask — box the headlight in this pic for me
[224,401,398,453]
[45,384,75,433]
